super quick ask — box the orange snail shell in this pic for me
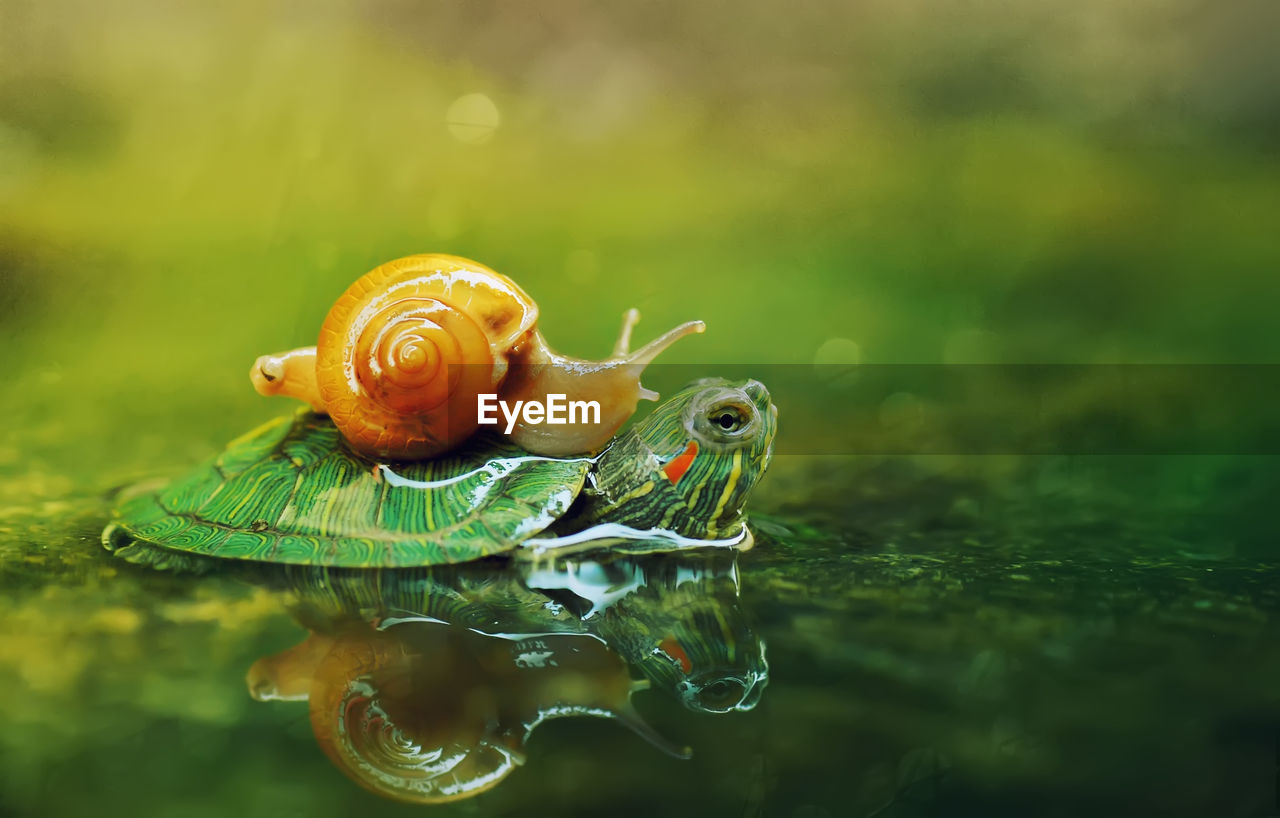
[316,255,538,461]
[307,628,520,805]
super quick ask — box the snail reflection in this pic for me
[247,551,767,804]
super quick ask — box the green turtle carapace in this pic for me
[103,379,777,569]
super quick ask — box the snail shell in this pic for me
[306,626,520,805]
[287,622,685,803]
[252,253,704,460]
[317,255,537,460]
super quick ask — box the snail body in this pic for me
[251,254,704,460]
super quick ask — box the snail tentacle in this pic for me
[251,347,325,413]
[613,308,642,356]
[625,319,706,368]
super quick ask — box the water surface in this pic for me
[1,437,1275,816]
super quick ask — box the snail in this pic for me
[249,619,688,804]
[249,254,705,460]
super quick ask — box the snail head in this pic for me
[499,310,706,456]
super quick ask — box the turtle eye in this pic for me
[688,389,761,445]
[706,403,750,435]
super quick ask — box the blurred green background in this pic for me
[1,2,1279,815]
[4,0,1280,376]
[3,0,1279,492]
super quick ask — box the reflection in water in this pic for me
[245,551,766,804]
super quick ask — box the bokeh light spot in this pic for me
[813,337,862,368]
[445,93,500,145]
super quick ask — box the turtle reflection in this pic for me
[247,550,767,804]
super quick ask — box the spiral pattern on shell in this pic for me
[313,678,517,804]
[316,255,539,460]
[352,299,485,416]
[308,631,519,804]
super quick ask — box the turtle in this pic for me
[102,378,777,570]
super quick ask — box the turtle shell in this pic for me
[104,411,592,568]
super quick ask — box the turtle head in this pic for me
[589,378,777,539]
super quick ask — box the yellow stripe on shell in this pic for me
[223,470,276,523]
[611,479,657,508]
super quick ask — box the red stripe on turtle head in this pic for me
[662,440,699,485]
[659,637,693,673]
